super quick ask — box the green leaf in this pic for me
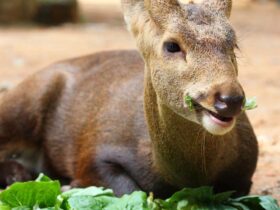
[229,201,251,210]
[165,187,214,204]
[213,191,235,203]
[0,180,60,208]
[158,187,237,210]
[66,195,116,210]
[60,187,115,210]
[1,174,279,210]
[258,196,280,210]
[147,193,161,210]
[37,208,60,210]
[0,202,11,210]
[64,191,149,210]
[104,191,149,210]
[36,208,60,210]
[184,95,194,112]
[243,97,257,110]
[35,174,52,182]
[61,186,113,199]
[11,207,30,210]
[234,195,280,210]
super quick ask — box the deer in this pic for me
[0,0,258,198]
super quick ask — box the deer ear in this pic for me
[144,0,182,28]
[121,0,146,28]
[202,0,232,18]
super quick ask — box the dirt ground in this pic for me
[0,0,279,202]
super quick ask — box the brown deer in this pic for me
[0,0,258,198]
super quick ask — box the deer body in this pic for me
[0,0,257,198]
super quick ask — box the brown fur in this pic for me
[0,0,257,198]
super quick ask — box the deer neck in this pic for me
[143,66,235,187]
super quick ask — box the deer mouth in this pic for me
[205,110,234,127]
[191,101,235,135]
[192,101,234,125]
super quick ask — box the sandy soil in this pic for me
[0,0,279,202]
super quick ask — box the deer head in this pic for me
[122,0,244,136]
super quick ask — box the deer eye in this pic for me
[164,42,181,53]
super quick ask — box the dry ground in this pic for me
[0,0,279,202]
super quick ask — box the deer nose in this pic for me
[214,94,244,118]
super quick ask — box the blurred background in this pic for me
[0,0,279,201]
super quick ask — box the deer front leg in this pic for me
[0,161,32,187]
[71,162,140,197]
[0,140,42,187]
[0,68,67,184]
[213,163,255,197]
[71,145,141,196]
[96,161,141,196]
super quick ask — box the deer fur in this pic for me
[0,0,257,198]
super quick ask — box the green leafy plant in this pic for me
[0,174,279,210]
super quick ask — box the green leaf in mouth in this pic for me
[243,97,258,111]
[185,95,194,112]
[185,95,258,112]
